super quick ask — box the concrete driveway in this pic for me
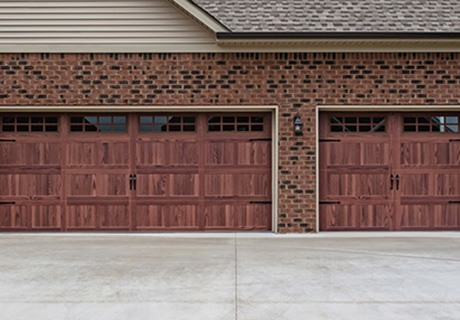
[0,233,459,320]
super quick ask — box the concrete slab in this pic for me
[0,233,459,320]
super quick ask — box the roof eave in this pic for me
[167,0,230,33]
[216,32,460,40]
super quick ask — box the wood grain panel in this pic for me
[399,205,431,229]
[205,174,234,197]
[31,206,62,229]
[136,174,167,196]
[169,142,198,166]
[0,174,61,197]
[235,174,270,196]
[136,141,168,166]
[0,205,30,229]
[136,205,167,229]
[0,142,60,166]
[434,204,460,229]
[237,141,271,166]
[236,204,272,230]
[100,205,129,229]
[170,174,198,196]
[205,141,235,165]
[321,204,392,230]
[169,205,198,228]
[66,205,97,229]
[204,205,236,229]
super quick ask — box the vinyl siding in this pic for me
[0,0,217,50]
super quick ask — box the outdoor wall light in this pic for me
[294,115,303,136]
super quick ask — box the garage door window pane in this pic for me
[70,115,127,133]
[1,115,59,133]
[329,116,386,133]
[403,115,459,133]
[139,115,196,132]
[208,115,265,132]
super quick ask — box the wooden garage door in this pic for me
[0,112,272,232]
[320,112,460,231]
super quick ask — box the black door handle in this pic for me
[390,174,394,190]
[0,201,15,205]
[133,174,137,191]
[396,175,400,191]
[129,174,133,190]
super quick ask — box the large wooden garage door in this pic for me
[0,112,272,232]
[320,112,460,231]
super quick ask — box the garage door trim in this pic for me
[316,105,460,232]
[0,105,279,232]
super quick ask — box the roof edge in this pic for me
[167,0,230,34]
[217,32,460,40]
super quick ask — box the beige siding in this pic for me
[0,0,216,49]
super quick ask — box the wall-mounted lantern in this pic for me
[294,115,303,136]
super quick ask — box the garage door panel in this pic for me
[400,173,430,196]
[324,142,390,166]
[236,204,272,230]
[433,143,460,166]
[67,173,128,196]
[0,174,62,198]
[321,204,392,230]
[400,142,432,167]
[169,205,198,229]
[100,205,129,229]
[434,204,460,229]
[0,142,61,166]
[66,141,129,167]
[31,205,62,229]
[136,174,167,196]
[170,174,199,196]
[66,205,97,229]
[205,141,235,165]
[399,205,431,229]
[326,172,389,198]
[435,173,460,195]
[66,142,98,167]
[237,141,271,166]
[136,205,167,229]
[169,141,198,166]
[205,174,234,197]
[204,205,236,229]
[136,141,168,166]
[204,204,271,230]
[0,205,30,229]
[235,173,270,196]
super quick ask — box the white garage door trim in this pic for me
[0,105,279,233]
[316,105,460,233]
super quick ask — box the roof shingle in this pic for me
[191,0,460,33]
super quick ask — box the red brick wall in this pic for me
[1,52,460,233]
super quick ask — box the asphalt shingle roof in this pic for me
[191,0,460,33]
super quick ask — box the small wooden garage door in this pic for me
[320,112,460,231]
[0,113,272,231]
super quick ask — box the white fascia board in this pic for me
[166,0,229,34]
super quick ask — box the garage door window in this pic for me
[70,115,127,132]
[403,115,459,133]
[139,115,196,132]
[1,115,58,132]
[208,116,264,132]
[330,116,386,133]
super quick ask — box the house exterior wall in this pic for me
[1,52,459,233]
[0,0,218,52]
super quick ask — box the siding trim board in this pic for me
[1,0,460,52]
